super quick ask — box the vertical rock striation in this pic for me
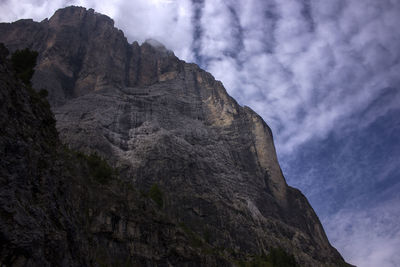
[0,6,353,266]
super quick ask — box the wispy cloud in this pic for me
[324,197,400,267]
[1,1,399,266]
[1,0,399,154]
[281,99,400,267]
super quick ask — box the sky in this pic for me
[1,0,399,266]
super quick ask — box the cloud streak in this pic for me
[1,0,400,266]
[2,0,399,154]
[324,197,400,267]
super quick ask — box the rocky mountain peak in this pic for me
[0,6,182,106]
[0,6,353,267]
[48,6,114,28]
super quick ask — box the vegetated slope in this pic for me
[0,6,353,267]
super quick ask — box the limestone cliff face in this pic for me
[0,7,180,107]
[0,44,230,267]
[0,6,351,266]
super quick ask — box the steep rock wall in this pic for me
[0,6,352,266]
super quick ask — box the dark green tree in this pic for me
[0,43,9,60]
[11,48,38,86]
[149,184,163,208]
[266,247,298,267]
[86,153,114,184]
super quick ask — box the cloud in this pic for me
[113,0,194,60]
[2,0,399,155]
[280,98,400,267]
[324,198,400,267]
[1,1,400,266]
[0,0,195,59]
[0,0,66,21]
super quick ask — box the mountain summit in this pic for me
[0,6,352,266]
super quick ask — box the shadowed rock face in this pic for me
[0,6,351,266]
[0,44,231,267]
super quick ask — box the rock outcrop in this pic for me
[0,44,231,266]
[0,6,352,266]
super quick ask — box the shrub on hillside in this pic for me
[11,48,38,86]
[149,184,163,208]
